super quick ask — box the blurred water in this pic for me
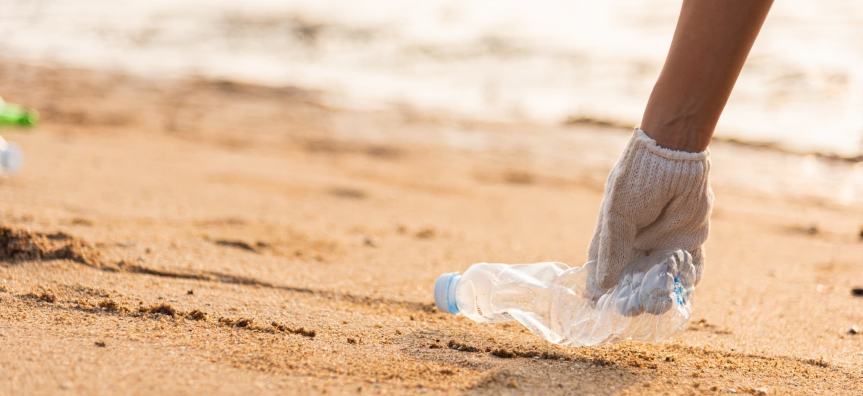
[1,0,862,158]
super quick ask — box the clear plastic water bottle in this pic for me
[0,135,23,174]
[434,249,696,346]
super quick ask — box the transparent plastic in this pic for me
[436,249,696,347]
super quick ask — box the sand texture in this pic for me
[0,62,862,395]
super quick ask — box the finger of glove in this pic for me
[587,208,604,262]
[588,169,618,262]
[594,212,638,290]
[689,246,705,287]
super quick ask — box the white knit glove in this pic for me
[587,128,713,296]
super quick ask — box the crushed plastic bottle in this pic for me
[0,135,22,174]
[434,249,696,346]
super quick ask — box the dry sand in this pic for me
[0,61,861,395]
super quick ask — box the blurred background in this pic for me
[1,0,861,157]
[0,0,862,209]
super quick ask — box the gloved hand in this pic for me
[587,128,713,299]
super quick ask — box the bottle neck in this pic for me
[446,273,461,315]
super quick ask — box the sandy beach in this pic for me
[0,61,862,395]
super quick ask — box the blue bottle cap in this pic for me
[434,272,461,315]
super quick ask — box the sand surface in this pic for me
[0,61,862,395]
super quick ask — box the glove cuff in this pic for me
[632,128,709,162]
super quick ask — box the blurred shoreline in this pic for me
[1,60,860,209]
[1,0,862,159]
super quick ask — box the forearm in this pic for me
[641,0,773,152]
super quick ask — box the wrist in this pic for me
[631,129,710,161]
[639,118,713,153]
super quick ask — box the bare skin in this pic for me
[641,0,774,153]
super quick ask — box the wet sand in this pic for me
[0,61,862,395]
